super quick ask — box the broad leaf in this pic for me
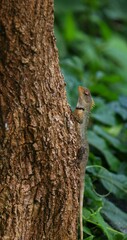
[87,166,127,198]
[102,199,127,234]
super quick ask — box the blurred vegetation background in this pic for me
[54,0,127,239]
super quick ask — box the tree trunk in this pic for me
[0,1,80,239]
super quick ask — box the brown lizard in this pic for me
[73,86,94,240]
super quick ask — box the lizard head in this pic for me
[73,86,94,123]
[78,86,94,111]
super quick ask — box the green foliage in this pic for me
[54,0,127,239]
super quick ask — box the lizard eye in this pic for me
[84,89,89,96]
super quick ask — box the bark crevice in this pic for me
[0,1,80,239]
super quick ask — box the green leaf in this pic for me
[102,199,127,234]
[92,105,116,126]
[85,236,94,240]
[88,131,120,171]
[99,21,112,40]
[55,0,85,13]
[119,124,127,147]
[84,207,125,239]
[119,96,127,108]
[88,131,107,150]
[90,83,118,100]
[105,125,122,136]
[61,57,84,78]
[87,166,127,198]
[105,36,127,70]
[110,102,127,120]
[102,150,120,172]
[94,125,127,152]
[105,0,127,21]
[85,175,103,210]
[83,225,93,236]
[62,13,78,42]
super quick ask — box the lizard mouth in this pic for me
[76,107,85,111]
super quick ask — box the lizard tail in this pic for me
[80,181,84,240]
[80,207,83,240]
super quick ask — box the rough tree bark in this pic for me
[0,0,81,240]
